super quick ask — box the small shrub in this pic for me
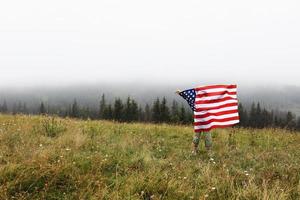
[42,117,66,137]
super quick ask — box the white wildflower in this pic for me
[204,194,209,198]
[209,158,214,161]
[183,177,187,180]
[211,187,216,190]
[66,148,71,151]
[39,144,43,147]
[245,173,249,176]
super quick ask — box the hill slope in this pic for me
[0,115,300,199]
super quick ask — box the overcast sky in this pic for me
[0,0,299,88]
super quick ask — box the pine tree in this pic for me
[130,99,139,121]
[67,104,72,117]
[296,117,300,131]
[144,104,151,122]
[113,98,124,121]
[274,116,279,127]
[99,94,106,119]
[185,110,193,124]
[261,108,268,127]
[170,100,180,123]
[39,102,46,115]
[124,97,132,121]
[179,104,186,124]
[0,100,8,113]
[249,102,257,128]
[105,104,113,120]
[286,111,296,130]
[160,97,170,122]
[152,98,161,123]
[138,106,145,121]
[81,106,91,119]
[256,102,263,128]
[238,103,248,127]
[71,99,79,118]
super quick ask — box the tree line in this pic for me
[238,102,300,130]
[0,95,300,131]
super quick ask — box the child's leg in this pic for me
[204,132,212,151]
[192,132,200,153]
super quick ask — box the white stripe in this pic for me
[195,99,238,109]
[194,120,240,129]
[196,94,237,101]
[194,113,239,122]
[196,88,237,94]
[194,106,238,115]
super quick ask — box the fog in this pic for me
[1,0,300,87]
[0,83,300,116]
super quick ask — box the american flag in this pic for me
[179,84,239,132]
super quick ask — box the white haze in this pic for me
[0,0,300,88]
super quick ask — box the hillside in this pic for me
[0,115,300,199]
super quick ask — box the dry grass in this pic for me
[0,114,299,199]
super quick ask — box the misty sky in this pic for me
[0,0,299,87]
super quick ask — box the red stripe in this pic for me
[195,102,238,112]
[194,116,240,126]
[194,109,239,118]
[196,91,237,98]
[194,123,238,132]
[195,96,237,104]
[195,84,237,91]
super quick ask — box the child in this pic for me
[192,132,212,155]
[176,90,212,155]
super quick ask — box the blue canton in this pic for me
[179,89,196,111]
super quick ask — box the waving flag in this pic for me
[179,84,239,132]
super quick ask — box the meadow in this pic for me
[0,114,299,200]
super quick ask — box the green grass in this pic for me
[0,114,300,200]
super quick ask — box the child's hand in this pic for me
[175,90,181,94]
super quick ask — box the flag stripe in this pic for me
[196,94,237,101]
[195,102,238,112]
[195,96,237,104]
[194,120,240,130]
[196,88,237,94]
[194,109,239,118]
[194,105,238,115]
[196,91,237,98]
[194,116,240,125]
[195,84,237,91]
[194,122,239,132]
[195,99,238,109]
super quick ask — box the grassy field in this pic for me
[0,115,300,200]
